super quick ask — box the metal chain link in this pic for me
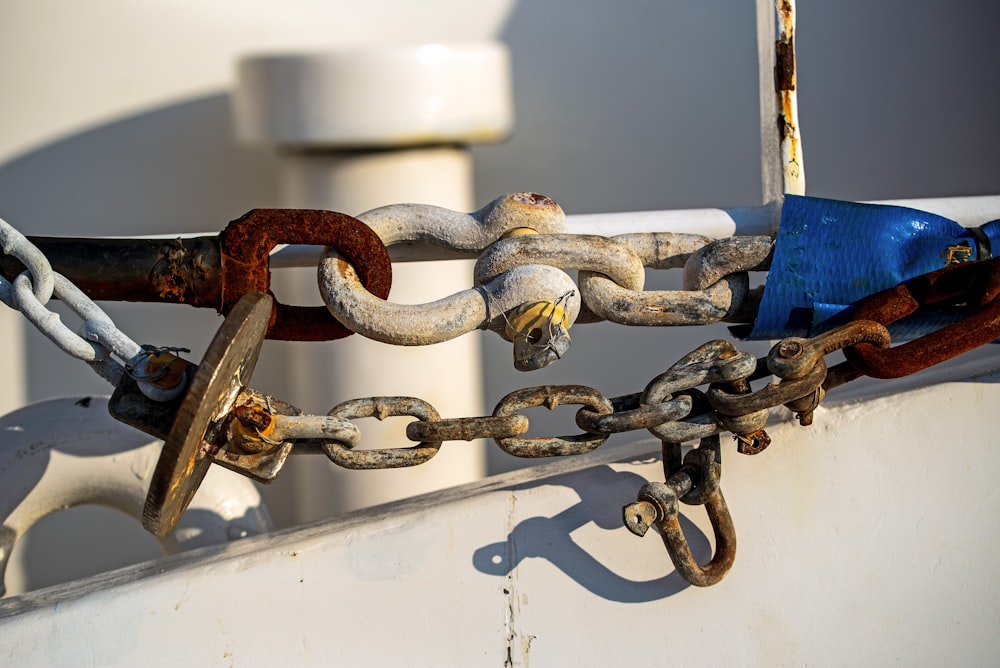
[0,216,188,394]
[4,202,997,589]
[319,193,773,370]
[0,216,54,306]
[223,320,890,471]
[2,194,771,373]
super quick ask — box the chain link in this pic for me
[1,217,143,386]
[218,321,887,473]
[5,199,999,589]
[0,216,198,391]
[0,207,935,469]
[2,195,771,373]
[0,216,54,306]
[323,397,443,469]
[319,193,771,370]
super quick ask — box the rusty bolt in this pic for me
[232,404,279,454]
[623,500,659,537]
[735,429,771,455]
[142,351,188,391]
[777,340,803,360]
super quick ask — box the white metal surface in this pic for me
[2,374,998,665]
[0,0,515,161]
[0,397,271,597]
[234,43,512,147]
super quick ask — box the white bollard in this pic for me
[233,43,513,519]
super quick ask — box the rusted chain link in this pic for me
[7,196,1000,589]
[844,257,1000,378]
[221,321,890,475]
[623,436,736,587]
[2,209,394,342]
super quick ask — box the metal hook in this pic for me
[622,435,737,587]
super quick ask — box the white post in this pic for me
[233,43,513,519]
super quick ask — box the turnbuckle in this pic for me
[622,435,736,587]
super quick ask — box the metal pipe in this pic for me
[270,195,1000,267]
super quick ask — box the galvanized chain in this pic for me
[0,216,190,397]
[1,193,771,372]
[319,192,773,370]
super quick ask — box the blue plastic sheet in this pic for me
[748,195,1000,340]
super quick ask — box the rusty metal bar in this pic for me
[0,236,222,305]
[0,209,394,341]
[844,259,1000,379]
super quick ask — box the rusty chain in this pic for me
[5,197,1000,587]
[221,320,889,470]
[3,193,771,371]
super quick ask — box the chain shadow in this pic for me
[0,397,154,519]
[471,463,712,602]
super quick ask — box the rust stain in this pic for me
[149,244,189,301]
[774,36,796,92]
[219,209,392,341]
[735,429,771,455]
[144,353,188,390]
[510,192,558,210]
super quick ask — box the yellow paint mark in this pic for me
[944,242,974,265]
[504,300,569,343]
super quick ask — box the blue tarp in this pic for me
[748,195,1000,340]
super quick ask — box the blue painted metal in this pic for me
[749,195,1000,339]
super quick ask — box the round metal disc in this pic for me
[143,291,273,536]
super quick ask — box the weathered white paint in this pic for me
[234,43,512,147]
[1,371,998,665]
[0,397,272,597]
